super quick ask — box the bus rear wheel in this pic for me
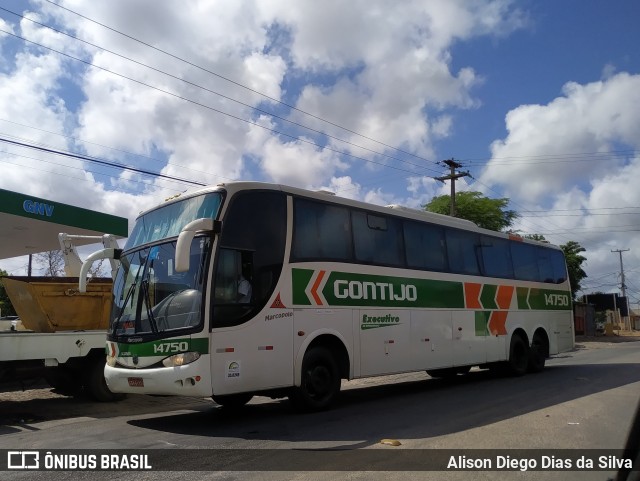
[507,334,529,376]
[289,347,341,412]
[528,332,548,373]
[212,393,253,409]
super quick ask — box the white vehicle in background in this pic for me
[0,234,123,401]
[86,182,574,411]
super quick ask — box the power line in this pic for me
[0,118,238,183]
[0,28,441,178]
[520,212,640,217]
[461,149,639,165]
[464,174,576,244]
[520,206,640,213]
[42,0,437,165]
[0,137,207,187]
[535,229,640,236]
[5,4,635,244]
[2,7,439,173]
[0,149,184,193]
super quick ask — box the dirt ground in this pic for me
[0,380,213,428]
[575,330,640,348]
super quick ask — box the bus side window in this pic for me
[445,229,481,275]
[212,191,286,328]
[403,220,447,271]
[511,242,540,282]
[352,211,404,266]
[214,248,254,303]
[479,236,514,279]
[292,199,352,261]
[537,248,555,283]
[214,248,240,303]
[549,248,568,284]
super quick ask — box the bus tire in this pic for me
[507,334,529,376]
[528,332,548,373]
[86,357,126,402]
[212,393,253,409]
[289,347,341,412]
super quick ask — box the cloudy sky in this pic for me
[0,0,639,305]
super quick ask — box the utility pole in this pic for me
[611,248,630,330]
[435,158,470,217]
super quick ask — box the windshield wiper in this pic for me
[112,252,146,333]
[141,278,158,333]
[112,275,137,333]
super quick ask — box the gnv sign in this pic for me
[23,200,54,217]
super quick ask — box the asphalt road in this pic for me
[1,339,639,481]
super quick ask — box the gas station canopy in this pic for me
[0,188,128,260]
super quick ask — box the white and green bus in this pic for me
[92,181,573,411]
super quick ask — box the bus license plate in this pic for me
[128,377,144,387]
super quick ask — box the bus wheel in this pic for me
[528,332,548,373]
[85,357,126,402]
[212,393,253,409]
[289,347,341,412]
[507,334,529,376]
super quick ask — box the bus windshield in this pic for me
[109,236,211,339]
[124,192,223,250]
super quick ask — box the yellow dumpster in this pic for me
[1,276,112,332]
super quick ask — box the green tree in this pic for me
[0,269,17,317]
[524,234,547,242]
[424,191,518,232]
[560,241,587,300]
[525,235,588,300]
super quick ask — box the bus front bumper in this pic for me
[104,358,212,397]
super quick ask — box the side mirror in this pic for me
[175,218,220,272]
[79,248,122,292]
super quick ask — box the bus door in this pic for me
[359,309,412,376]
[211,248,293,395]
[554,312,574,353]
[410,310,453,370]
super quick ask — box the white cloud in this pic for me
[256,133,347,188]
[482,72,640,203]
[480,73,640,300]
[318,176,362,200]
[0,0,530,275]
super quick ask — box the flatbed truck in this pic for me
[0,234,122,401]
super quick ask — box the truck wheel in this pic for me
[44,366,82,396]
[85,357,125,402]
[289,347,341,412]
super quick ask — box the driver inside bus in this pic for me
[237,261,252,303]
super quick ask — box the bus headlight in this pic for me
[106,354,117,367]
[162,352,201,367]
